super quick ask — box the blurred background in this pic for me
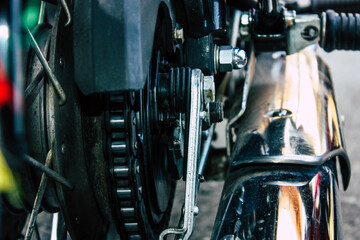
[171,49,360,240]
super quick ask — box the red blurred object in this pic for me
[0,60,12,107]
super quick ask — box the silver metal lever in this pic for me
[159,69,203,240]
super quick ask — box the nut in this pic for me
[219,46,234,72]
[218,46,247,72]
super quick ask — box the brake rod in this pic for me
[24,154,73,190]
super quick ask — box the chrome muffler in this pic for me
[212,49,350,239]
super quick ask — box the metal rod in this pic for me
[198,125,215,176]
[58,0,72,28]
[24,69,44,99]
[38,1,46,25]
[25,27,67,105]
[24,154,73,190]
[50,213,59,240]
[24,150,52,240]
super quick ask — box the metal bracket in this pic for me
[287,13,321,54]
[226,47,255,158]
[159,69,203,240]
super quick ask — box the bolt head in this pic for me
[232,48,247,69]
[241,14,249,26]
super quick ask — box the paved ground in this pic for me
[171,49,360,239]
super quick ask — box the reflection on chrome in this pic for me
[276,185,307,240]
[229,49,350,189]
[212,165,342,239]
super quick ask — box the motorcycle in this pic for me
[0,0,359,239]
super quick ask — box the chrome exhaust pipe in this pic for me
[212,163,343,239]
[212,49,350,239]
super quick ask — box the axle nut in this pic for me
[218,46,247,72]
[219,46,234,72]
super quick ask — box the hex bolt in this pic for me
[217,46,247,72]
[174,27,184,44]
[208,102,223,123]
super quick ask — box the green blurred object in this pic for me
[22,0,41,29]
